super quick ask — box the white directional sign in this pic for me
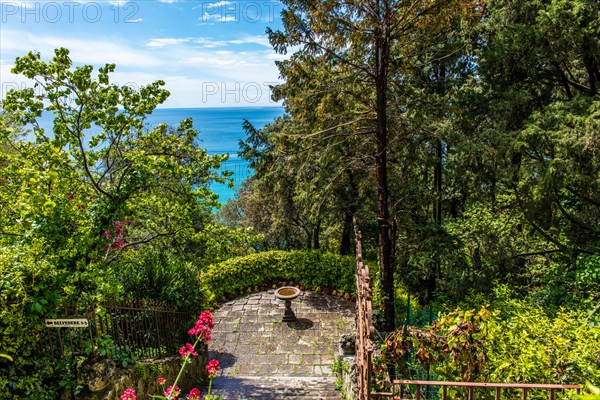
[45,319,89,328]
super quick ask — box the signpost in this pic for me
[45,318,89,328]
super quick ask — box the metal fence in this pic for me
[354,219,375,400]
[46,298,193,360]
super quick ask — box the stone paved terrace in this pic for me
[206,289,355,399]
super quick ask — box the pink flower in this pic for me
[164,385,180,399]
[186,343,198,356]
[179,343,198,357]
[157,377,166,385]
[187,387,201,400]
[206,359,220,377]
[112,238,126,249]
[199,310,214,329]
[188,311,214,343]
[120,388,136,400]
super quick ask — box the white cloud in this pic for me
[229,35,271,48]
[1,28,162,68]
[146,38,190,48]
[201,12,237,23]
[192,38,227,48]
[264,52,289,61]
[157,76,279,108]
[126,18,143,23]
[146,35,271,50]
[1,28,284,107]
[206,1,231,7]
[158,0,178,3]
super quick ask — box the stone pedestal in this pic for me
[282,299,297,322]
[275,287,301,323]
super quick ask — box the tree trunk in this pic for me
[312,222,320,250]
[340,168,359,256]
[375,4,395,332]
[340,211,353,255]
[428,137,443,303]
[434,138,443,226]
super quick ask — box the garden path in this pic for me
[205,289,355,399]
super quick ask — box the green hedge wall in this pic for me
[201,250,356,305]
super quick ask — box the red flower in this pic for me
[206,359,220,377]
[187,387,201,400]
[188,311,214,342]
[179,343,198,357]
[112,238,126,249]
[157,377,166,385]
[164,385,180,399]
[199,310,214,329]
[120,388,136,400]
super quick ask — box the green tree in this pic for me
[2,48,228,266]
[268,0,482,328]
[439,0,600,307]
[0,48,233,399]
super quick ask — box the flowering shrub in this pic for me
[103,220,130,252]
[0,48,233,400]
[204,359,221,399]
[187,387,202,400]
[121,310,221,400]
[206,360,220,377]
[163,386,180,399]
[179,343,198,357]
[121,388,137,400]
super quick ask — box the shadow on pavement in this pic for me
[286,318,314,330]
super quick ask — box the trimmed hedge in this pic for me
[201,250,356,305]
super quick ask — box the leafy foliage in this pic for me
[377,290,600,390]
[112,250,204,310]
[201,250,356,306]
[232,0,600,318]
[0,48,237,399]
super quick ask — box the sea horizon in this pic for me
[34,106,285,205]
[148,107,285,204]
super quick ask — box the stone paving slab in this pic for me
[207,376,340,400]
[207,290,355,398]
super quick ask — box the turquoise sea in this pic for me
[36,107,285,204]
[147,107,284,203]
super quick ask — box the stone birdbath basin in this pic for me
[275,286,301,322]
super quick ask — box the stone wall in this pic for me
[76,346,208,400]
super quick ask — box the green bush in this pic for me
[379,289,600,392]
[112,250,204,310]
[483,295,600,386]
[201,250,356,305]
[0,250,68,400]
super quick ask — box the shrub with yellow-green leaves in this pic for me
[201,250,356,306]
[379,293,600,392]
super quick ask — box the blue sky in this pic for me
[0,0,286,107]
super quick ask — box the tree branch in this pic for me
[0,231,26,237]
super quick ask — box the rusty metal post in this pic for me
[355,219,374,400]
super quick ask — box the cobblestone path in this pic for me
[206,289,355,399]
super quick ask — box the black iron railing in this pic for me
[46,298,193,360]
